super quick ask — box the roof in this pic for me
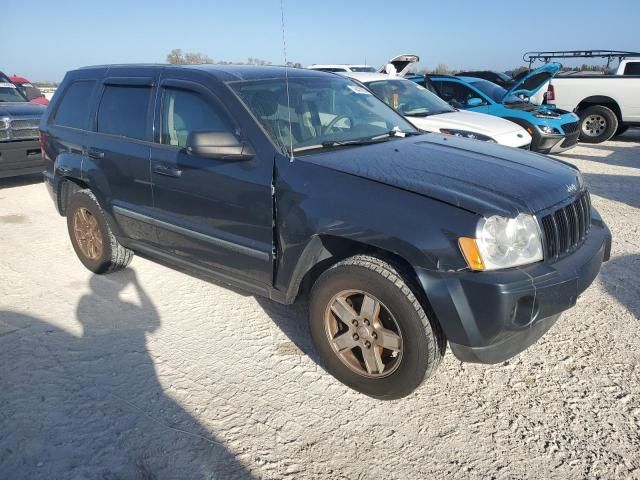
[77,64,331,82]
[9,76,30,83]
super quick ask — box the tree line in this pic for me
[166,49,302,68]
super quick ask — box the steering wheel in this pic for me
[323,115,353,134]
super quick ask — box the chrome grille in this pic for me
[540,191,591,260]
[11,119,40,130]
[11,128,40,140]
[0,117,40,141]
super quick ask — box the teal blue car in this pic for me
[408,63,580,153]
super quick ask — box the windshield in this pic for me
[0,82,28,102]
[230,75,418,153]
[365,79,454,116]
[496,72,512,82]
[15,83,43,101]
[469,79,521,104]
[349,66,376,73]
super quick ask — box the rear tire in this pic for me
[578,105,618,143]
[66,189,133,274]
[309,255,445,400]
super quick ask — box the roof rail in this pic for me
[523,50,640,69]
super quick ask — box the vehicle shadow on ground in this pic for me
[599,254,640,320]
[581,172,640,209]
[0,173,43,189]
[137,252,322,365]
[559,143,639,170]
[255,297,321,364]
[0,269,254,480]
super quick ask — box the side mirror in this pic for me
[466,97,484,107]
[186,131,255,161]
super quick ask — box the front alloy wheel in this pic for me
[309,255,445,399]
[325,290,403,378]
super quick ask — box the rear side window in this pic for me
[160,88,234,148]
[54,81,96,129]
[624,62,640,75]
[97,85,151,140]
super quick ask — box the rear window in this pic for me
[55,81,96,129]
[624,62,640,75]
[97,85,151,141]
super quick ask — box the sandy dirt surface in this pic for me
[1,131,639,479]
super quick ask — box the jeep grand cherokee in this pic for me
[41,65,611,399]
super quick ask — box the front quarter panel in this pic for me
[275,155,479,298]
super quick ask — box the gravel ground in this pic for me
[1,131,639,479]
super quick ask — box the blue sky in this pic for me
[4,0,639,82]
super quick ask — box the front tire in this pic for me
[578,105,618,143]
[66,189,133,274]
[309,255,445,400]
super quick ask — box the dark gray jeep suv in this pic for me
[41,65,611,399]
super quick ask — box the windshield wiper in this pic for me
[292,129,419,153]
[407,110,451,117]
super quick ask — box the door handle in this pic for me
[153,164,183,178]
[87,148,105,159]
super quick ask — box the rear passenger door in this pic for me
[148,75,273,288]
[88,73,157,244]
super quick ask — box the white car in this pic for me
[346,72,532,149]
[308,64,377,73]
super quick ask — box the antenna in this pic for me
[280,0,294,162]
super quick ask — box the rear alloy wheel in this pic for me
[309,255,445,399]
[579,105,618,143]
[67,189,133,274]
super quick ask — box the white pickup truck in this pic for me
[524,51,640,143]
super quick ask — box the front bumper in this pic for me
[0,139,44,179]
[417,217,611,364]
[532,131,579,154]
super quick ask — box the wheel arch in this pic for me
[576,96,622,121]
[285,235,427,307]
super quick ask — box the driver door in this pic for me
[149,78,274,287]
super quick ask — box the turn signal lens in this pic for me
[458,237,485,271]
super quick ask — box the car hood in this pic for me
[301,134,583,216]
[0,102,46,117]
[504,62,562,101]
[409,110,527,136]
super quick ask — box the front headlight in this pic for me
[538,125,561,135]
[440,128,496,143]
[459,214,543,271]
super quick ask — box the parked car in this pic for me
[42,65,611,399]
[9,76,49,106]
[308,64,377,73]
[410,64,581,153]
[309,54,420,76]
[345,72,531,148]
[523,50,640,142]
[455,71,515,89]
[0,72,46,178]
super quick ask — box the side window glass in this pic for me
[97,85,151,140]
[438,82,478,106]
[161,88,235,147]
[54,81,96,129]
[624,62,640,75]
